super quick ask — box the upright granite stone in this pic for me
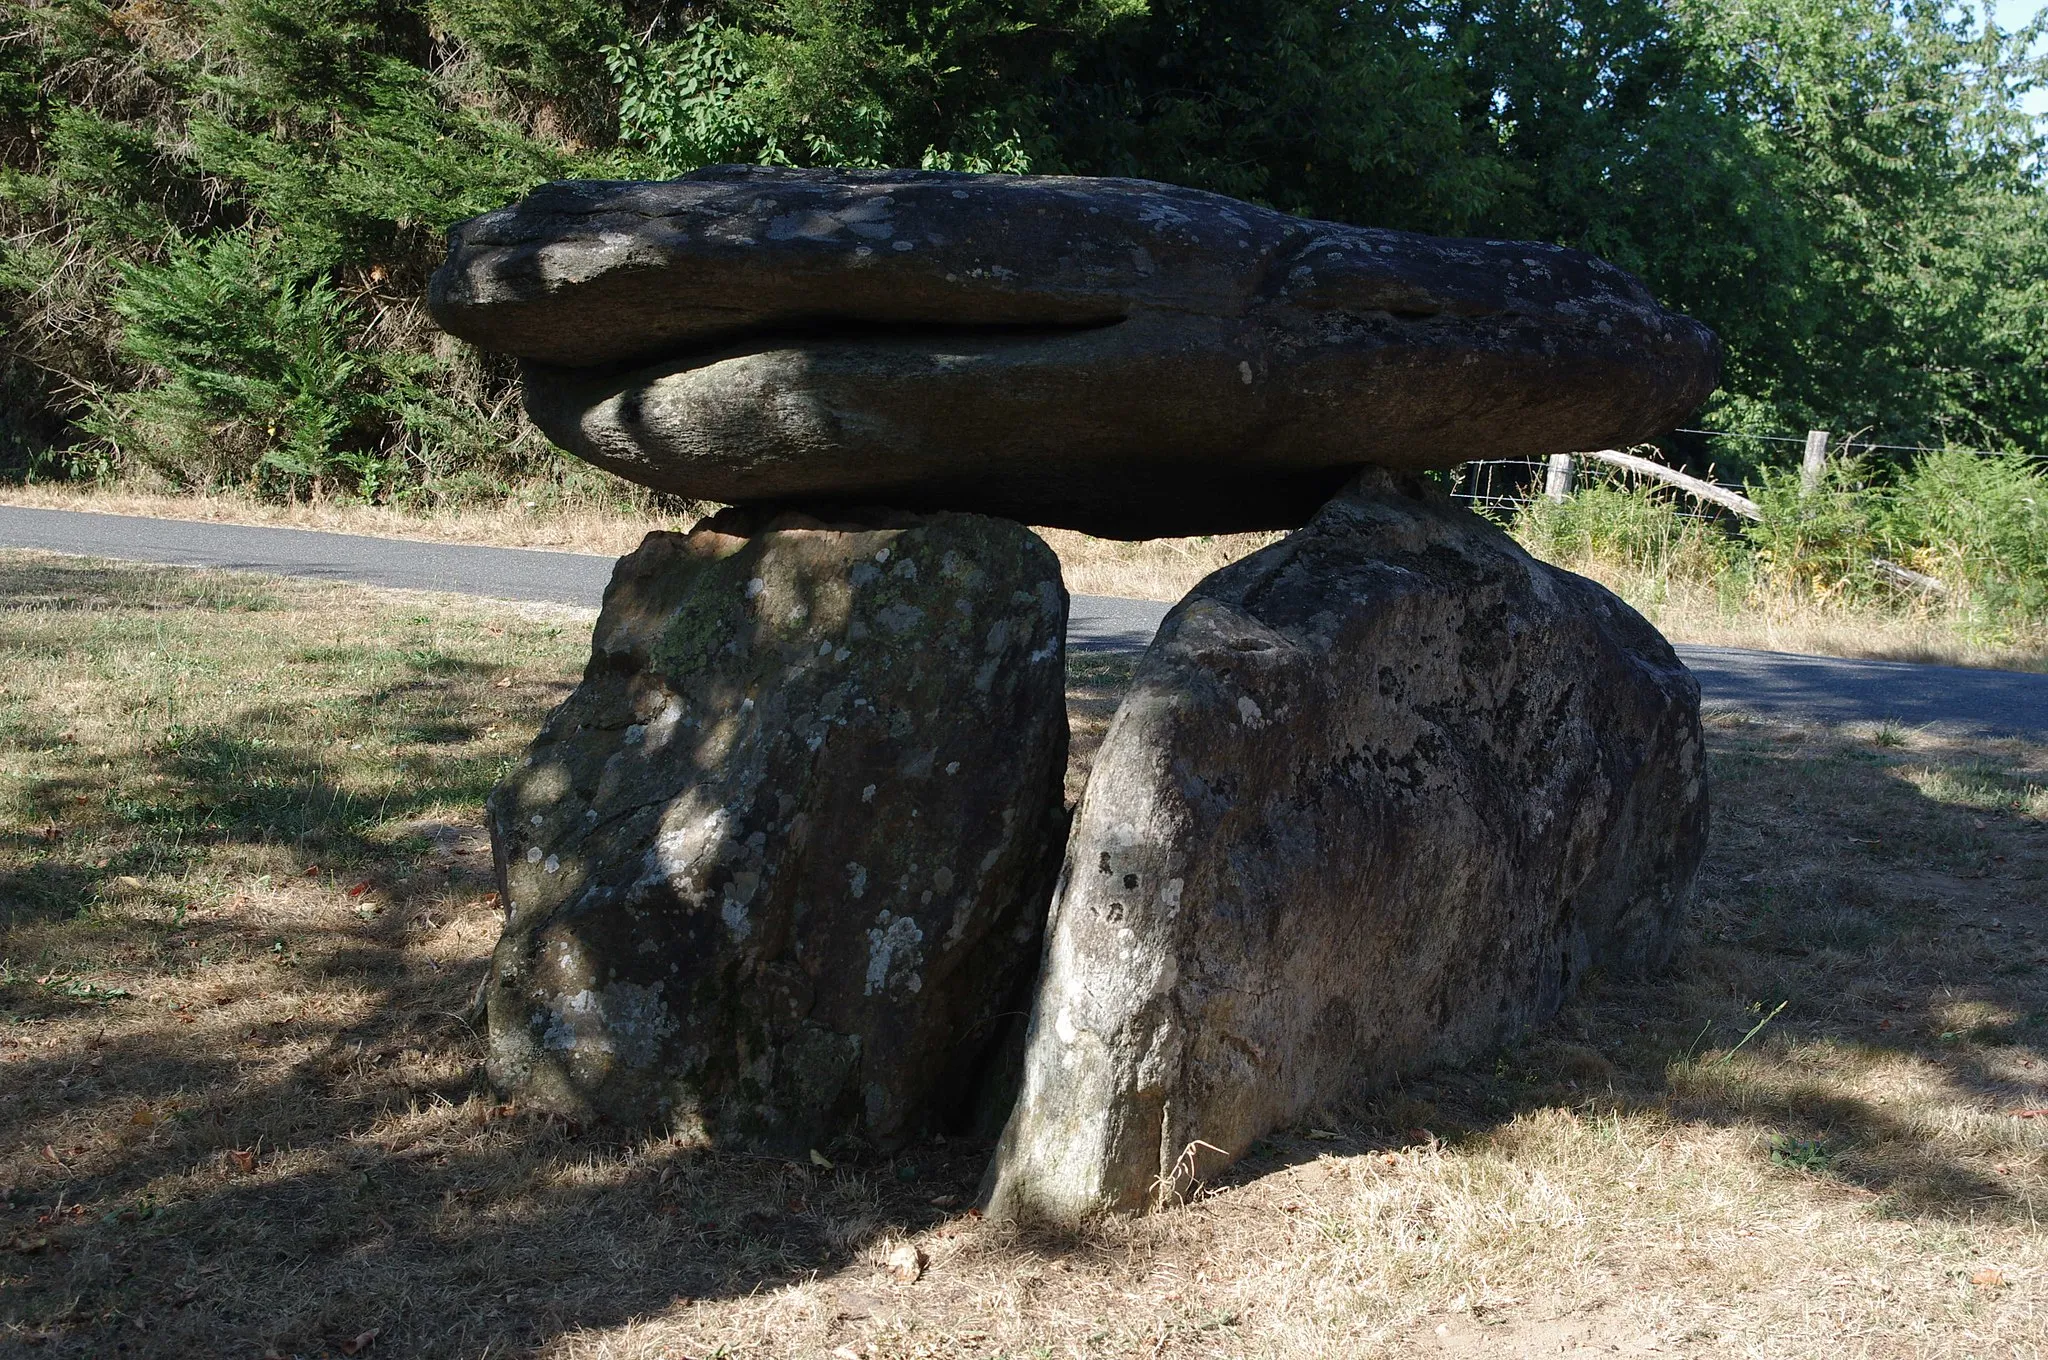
[986,472,1707,1222]
[429,166,1720,538]
[486,509,1069,1148]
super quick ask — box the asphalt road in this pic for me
[6,502,2047,739]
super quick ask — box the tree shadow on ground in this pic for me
[0,558,975,1357]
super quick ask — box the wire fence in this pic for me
[1672,428,2037,460]
[1448,425,2044,520]
[1446,455,1736,521]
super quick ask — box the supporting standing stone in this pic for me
[486,510,1069,1149]
[986,472,1707,1222]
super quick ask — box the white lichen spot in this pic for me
[861,784,877,804]
[526,846,543,864]
[530,814,544,827]
[744,577,766,600]
[865,912,925,995]
[874,547,891,563]
[1237,695,1266,727]
[876,602,925,634]
[1160,878,1185,910]
[847,863,868,899]
[945,761,960,776]
[933,866,955,891]
[543,854,560,874]
[721,896,751,939]
[892,240,915,251]
[1055,1007,1079,1044]
[540,981,675,1068]
[624,724,646,745]
[1239,361,1254,385]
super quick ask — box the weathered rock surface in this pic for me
[485,509,1069,1147]
[986,471,1707,1222]
[430,166,1720,538]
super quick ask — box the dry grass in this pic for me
[4,554,2048,1358]
[1550,551,2048,674]
[1027,528,1281,602]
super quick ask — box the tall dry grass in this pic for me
[1511,477,2048,672]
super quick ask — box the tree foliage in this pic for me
[0,0,2042,496]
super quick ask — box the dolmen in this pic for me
[430,165,1716,1223]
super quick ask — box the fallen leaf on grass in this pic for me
[885,1241,927,1284]
[339,1328,379,1354]
[347,881,372,899]
[494,676,513,689]
[808,1148,833,1169]
[129,1107,159,1127]
[40,1145,65,1169]
[1972,1268,2008,1288]
[2011,1109,2048,1119]
[228,1148,258,1174]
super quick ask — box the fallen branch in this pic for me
[1578,448,1762,519]
[1870,558,1948,596]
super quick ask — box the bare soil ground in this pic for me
[2,552,2046,1358]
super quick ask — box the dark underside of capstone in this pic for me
[430,166,1721,539]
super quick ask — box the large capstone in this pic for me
[429,167,1719,538]
[486,510,1069,1147]
[985,472,1707,1222]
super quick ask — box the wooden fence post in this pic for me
[1544,452,1573,503]
[1800,429,1830,497]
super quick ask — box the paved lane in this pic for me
[6,503,2047,738]
[0,504,617,605]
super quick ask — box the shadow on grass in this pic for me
[0,557,965,1356]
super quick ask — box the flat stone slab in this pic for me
[430,167,1719,538]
